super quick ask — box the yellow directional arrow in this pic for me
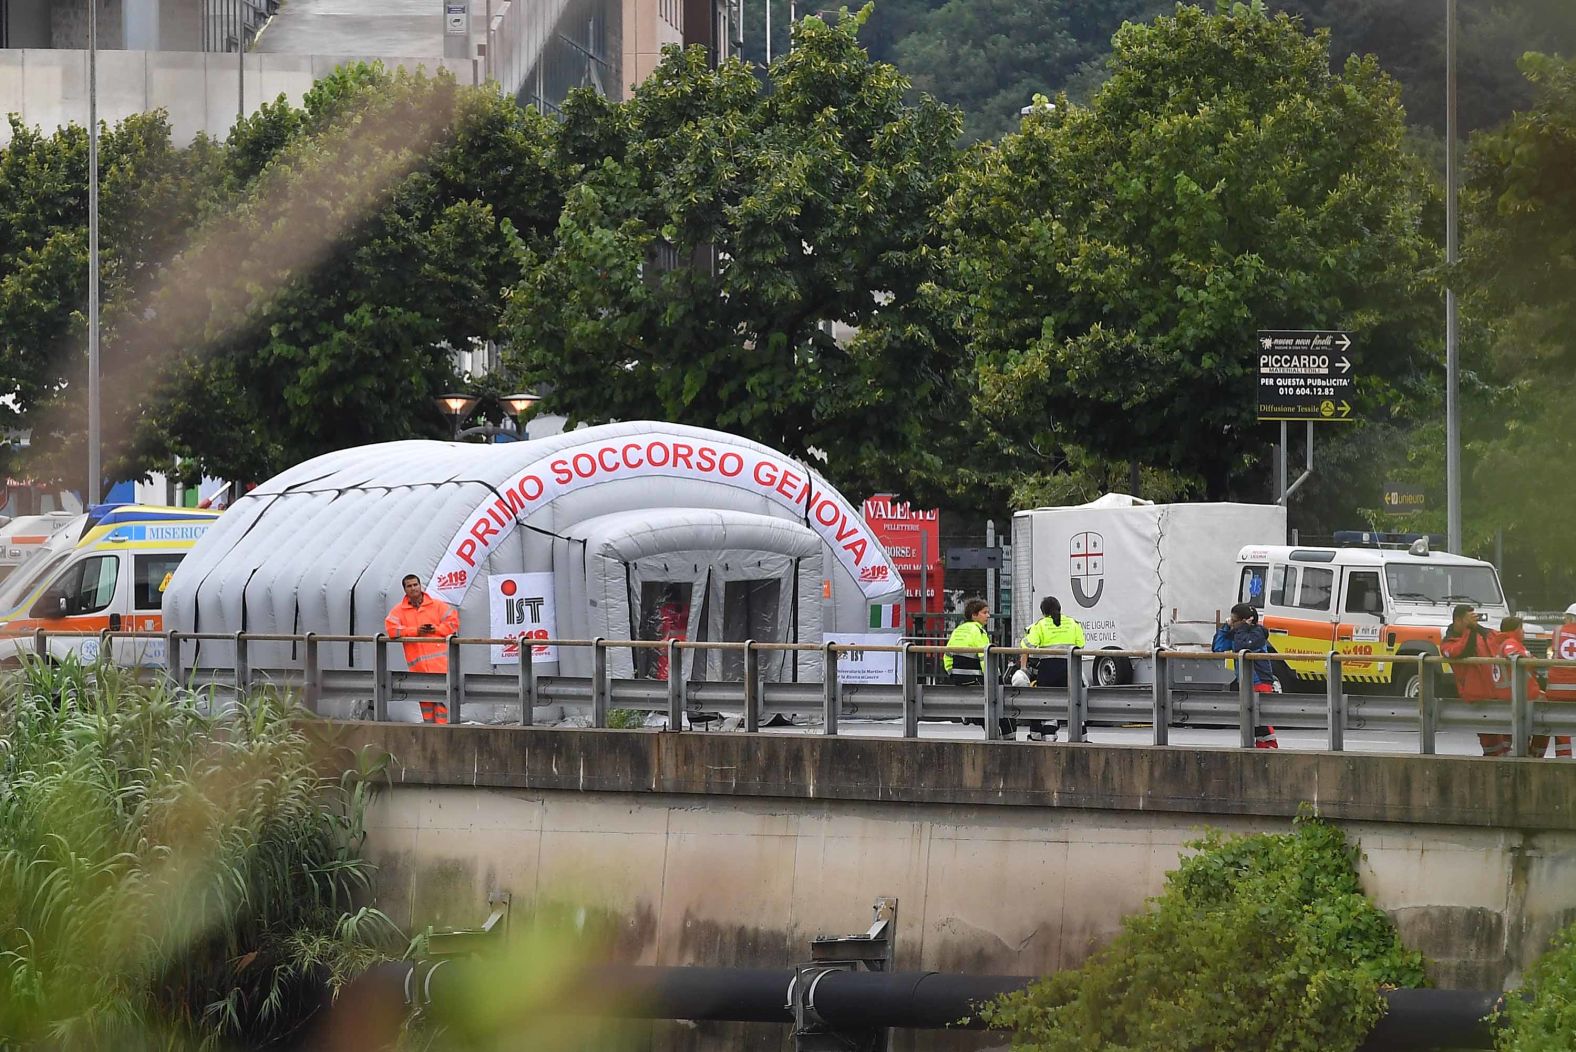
[1339,400,1352,416]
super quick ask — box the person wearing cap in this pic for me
[1544,603,1576,758]
[1441,603,1504,756]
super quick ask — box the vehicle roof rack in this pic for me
[1332,530,1446,551]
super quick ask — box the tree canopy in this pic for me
[935,4,1437,502]
[500,10,969,503]
[1458,52,1576,576]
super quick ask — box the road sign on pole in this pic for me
[1256,330,1357,422]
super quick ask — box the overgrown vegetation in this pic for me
[1495,919,1576,1051]
[0,659,402,1049]
[983,816,1426,1051]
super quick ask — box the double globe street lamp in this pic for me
[435,391,541,441]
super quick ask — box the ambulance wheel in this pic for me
[1399,671,1421,700]
[1094,651,1133,687]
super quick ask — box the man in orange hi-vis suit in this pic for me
[385,573,460,724]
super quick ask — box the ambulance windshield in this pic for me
[1384,564,1504,606]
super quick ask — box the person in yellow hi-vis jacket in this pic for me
[945,598,1013,738]
[1021,596,1085,742]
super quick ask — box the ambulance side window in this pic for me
[64,555,119,615]
[134,554,184,610]
[1239,565,1267,609]
[1297,567,1334,611]
[1344,571,1383,616]
[1270,565,1298,607]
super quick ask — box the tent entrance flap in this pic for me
[559,508,823,681]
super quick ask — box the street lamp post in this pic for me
[87,0,101,504]
[435,393,481,440]
[434,392,540,441]
[1444,0,1462,554]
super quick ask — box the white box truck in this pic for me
[1011,495,1288,687]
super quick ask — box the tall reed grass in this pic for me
[0,658,402,1049]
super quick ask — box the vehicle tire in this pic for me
[1399,671,1421,700]
[1094,651,1133,687]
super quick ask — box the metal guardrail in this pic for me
[11,629,1576,756]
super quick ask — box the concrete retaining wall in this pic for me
[322,724,1576,1050]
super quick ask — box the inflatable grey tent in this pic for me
[164,422,903,719]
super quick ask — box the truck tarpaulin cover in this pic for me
[1011,497,1287,651]
[163,423,902,721]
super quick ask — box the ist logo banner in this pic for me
[1069,531,1104,608]
[487,572,557,664]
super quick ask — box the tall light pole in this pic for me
[87,0,102,504]
[238,0,246,121]
[1445,0,1461,553]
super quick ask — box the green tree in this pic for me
[0,111,221,489]
[1271,0,1576,135]
[115,65,563,485]
[1458,53,1576,586]
[501,11,968,503]
[939,4,1437,501]
[983,817,1427,1052]
[895,0,1169,142]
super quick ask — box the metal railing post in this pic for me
[234,630,250,701]
[373,633,390,722]
[1151,648,1169,746]
[97,627,112,669]
[518,641,536,726]
[982,646,1001,740]
[1419,657,1437,755]
[822,642,839,735]
[591,637,608,728]
[33,627,45,660]
[303,632,321,715]
[446,634,462,725]
[901,642,919,739]
[666,640,684,729]
[1238,651,1255,749]
[1510,654,1529,757]
[165,629,182,683]
[743,641,759,732]
[1067,648,1086,743]
[1326,652,1344,752]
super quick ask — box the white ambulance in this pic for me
[1235,539,1515,697]
[0,507,222,667]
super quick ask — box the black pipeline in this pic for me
[354,961,1500,1049]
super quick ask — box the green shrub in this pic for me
[1496,920,1576,1050]
[605,708,647,729]
[982,815,1427,1052]
[0,658,403,1049]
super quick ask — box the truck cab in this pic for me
[1236,541,1512,697]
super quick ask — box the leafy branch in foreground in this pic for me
[0,659,403,1050]
[982,815,1427,1051]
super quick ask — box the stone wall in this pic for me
[319,724,1576,1050]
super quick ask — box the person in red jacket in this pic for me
[1441,604,1505,756]
[1488,617,1547,757]
[384,573,460,724]
[1545,604,1576,758]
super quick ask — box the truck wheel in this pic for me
[1094,651,1133,687]
[1399,671,1421,700]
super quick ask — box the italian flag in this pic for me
[868,603,901,629]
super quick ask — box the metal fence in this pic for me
[13,630,1576,756]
